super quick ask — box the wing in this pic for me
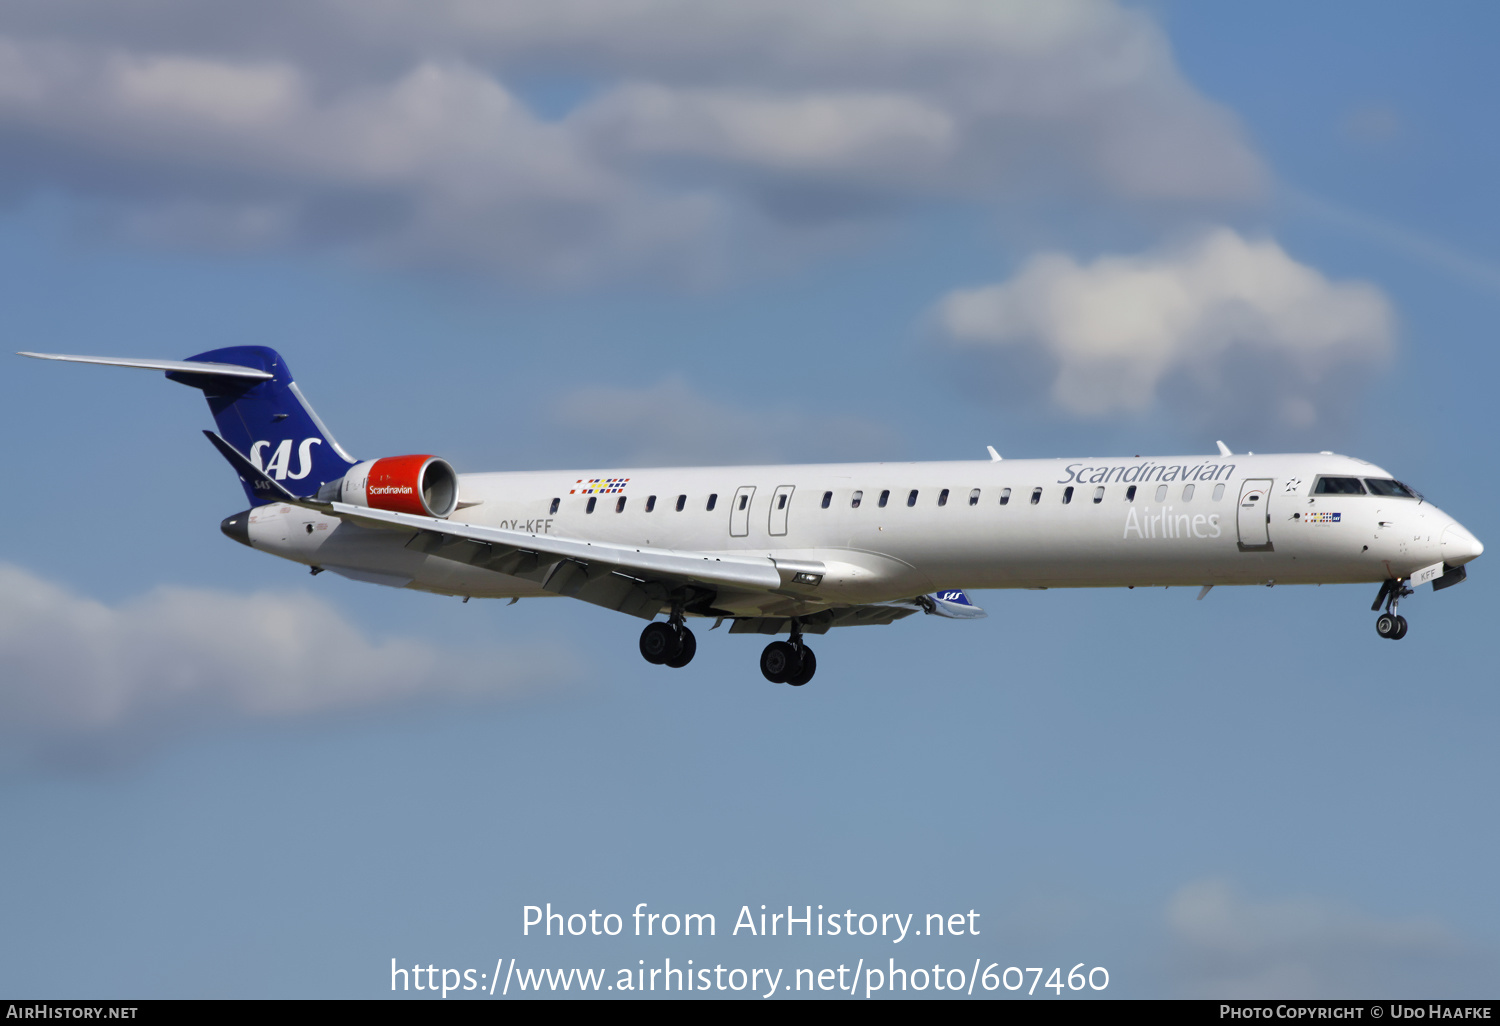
[321,501,985,628]
[327,501,789,620]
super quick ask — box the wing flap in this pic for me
[331,501,783,611]
[728,604,920,634]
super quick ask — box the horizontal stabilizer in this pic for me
[18,351,273,379]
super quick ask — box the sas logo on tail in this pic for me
[249,438,322,480]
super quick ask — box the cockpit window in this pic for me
[1314,476,1366,495]
[1365,478,1418,499]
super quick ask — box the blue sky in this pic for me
[1,0,1497,999]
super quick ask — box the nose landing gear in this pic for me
[1371,579,1413,640]
[760,620,817,686]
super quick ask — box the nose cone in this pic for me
[220,510,253,548]
[1442,522,1484,566]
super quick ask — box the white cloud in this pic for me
[1166,879,1471,998]
[550,376,901,466]
[0,563,573,762]
[933,228,1395,432]
[0,0,1265,278]
[0,42,723,279]
[576,85,957,181]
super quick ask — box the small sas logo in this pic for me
[570,477,629,495]
[1306,512,1341,524]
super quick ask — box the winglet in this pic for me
[986,446,1003,462]
[922,589,988,619]
[1216,440,1233,457]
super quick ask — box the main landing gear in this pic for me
[639,615,696,668]
[760,620,817,686]
[1371,578,1413,640]
[637,611,818,685]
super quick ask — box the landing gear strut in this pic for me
[1371,579,1412,640]
[760,619,817,686]
[639,609,696,668]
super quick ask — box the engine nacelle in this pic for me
[320,455,459,518]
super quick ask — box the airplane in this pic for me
[19,346,1485,685]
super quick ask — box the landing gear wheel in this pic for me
[665,627,697,668]
[640,621,681,664]
[760,641,799,683]
[1392,615,1409,640]
[786,646,816,686]
[1375,613,1400,640]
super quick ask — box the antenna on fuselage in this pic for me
[986,446,1003,462]
[1216,440,1233,457]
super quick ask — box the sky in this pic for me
[1,0,1497,1000]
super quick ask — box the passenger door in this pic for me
[1236,479,1273,550]
[768,485,794,537]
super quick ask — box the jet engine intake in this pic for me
[320,455,458,518]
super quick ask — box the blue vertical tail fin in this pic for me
[17,346,357,506]
[166,346,357,505]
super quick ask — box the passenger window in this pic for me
[1093,486,1104,503]
[778,494,787,510]
[616,496,626,513]
[1212,483,1224,502]
[938,488,949,507]
[879,490,890,508]
[586,497,597,514]
[907,489,919,507]
[549,497,560,514]
[676,494,686,512]
[821,491,832,509]
[851,490,863,509]
[999,487,1011,506]
[1062,486,1074,504]
[969,488,980,506]
[1182,484,1194,501]
[645,495,656,512]
[1125,485,1137,502]
[1154,484,1167,502]
[1314,476,1366,495]
[738,494,748,511]
[706,493,718,511]
[1031,487,1042,505]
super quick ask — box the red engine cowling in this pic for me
[335,455,459,518]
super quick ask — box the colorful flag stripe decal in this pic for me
[569,477,630,495]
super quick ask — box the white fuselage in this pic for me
[244,452,1483,618]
